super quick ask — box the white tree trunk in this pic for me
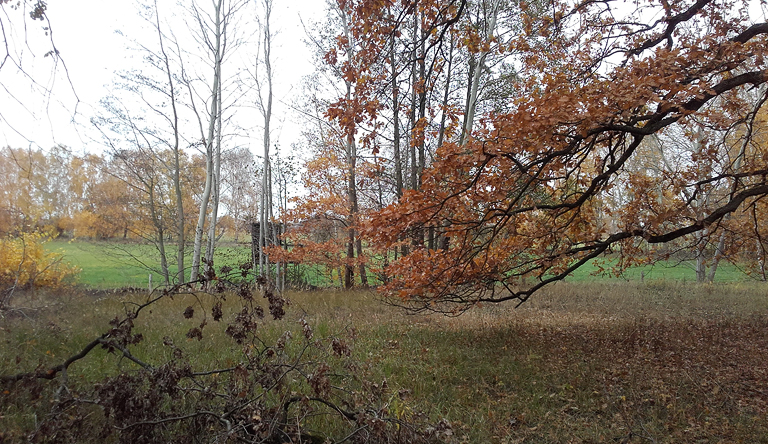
[459,0,501,146]
[151,0,186,284]
[257,0,275,284]
[204,80,223,277]
[190,0,224,283]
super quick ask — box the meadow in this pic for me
[46,239,756,290]
[44,239,256,289]
[2,241,766,441]
[45,239,336,289]
[2,279,768,442]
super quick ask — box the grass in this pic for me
[567,257,753,283]
[2,281,768,442]
[45,239,345,289]
[46,240,757,290]
[45,239,255,288]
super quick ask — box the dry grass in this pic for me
[2,281,768,443]
[290,282,768,443]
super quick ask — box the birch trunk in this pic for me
[148,181,170,285]
[190,0,224,283]
[258,0,275,284]
[152,0,185,284]
[204,83,223,276]
[459,0,501,146]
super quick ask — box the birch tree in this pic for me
[187,0,247,283]
[91,0,192,284]
[252,0,280,286]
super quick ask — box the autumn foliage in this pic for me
[0,232,79,295]
[288,0,768,309]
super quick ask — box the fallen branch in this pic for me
[1,335,107,383]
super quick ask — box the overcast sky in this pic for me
[0,0,327,157]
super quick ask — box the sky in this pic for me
[0,0,328,157]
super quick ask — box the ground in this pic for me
[2,280,767,442]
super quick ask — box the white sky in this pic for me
[0,0,327,158]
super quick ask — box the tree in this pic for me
[148,0,187,285]
[352,0,768,312]
[280,0,538,289]
[220,146,260,242]
[270,123,373,288]
[0,145,77,235]
[70,151,160,240]
[254,0,279,285]
[189,0,231,283]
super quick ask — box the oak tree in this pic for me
[353,0,768,311]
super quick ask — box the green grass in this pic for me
[45,239,255,288]
[567,257,752,282]
[45,239,373,289]
[2,282,768,442]
[46,240,757,290]
[45,240,149,288]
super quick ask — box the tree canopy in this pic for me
[324,0,768,312]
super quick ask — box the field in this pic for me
[46,239,757,290]
[2,280,768,442]
[45,239,338,289]
[45,239,256,289]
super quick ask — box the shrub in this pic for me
[0,232,79,296]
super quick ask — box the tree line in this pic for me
[0,144,261,284]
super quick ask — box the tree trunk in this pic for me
[435,36,454,152]
[390,16,403,200]
[459,0,501,146]
[695,230,707,283]
[408,10,418,192]
[152,0,186,284]
[345,228,354,289]
[416,10,426,190]
[706,230,726,282]
[340,7,366,289]
[757,236,767,281]
[356,236,368,288]
[148,182,170,286]
[204,77,224,278]
[258,0,275,285]
[190,0,224,283]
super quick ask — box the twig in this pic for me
[116,410,232,433]
[335,426,367,444]
[99,338,153,370]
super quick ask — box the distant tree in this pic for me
[220,146,260,242]
[0,146,76,235]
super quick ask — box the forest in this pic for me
[1,0,768,442]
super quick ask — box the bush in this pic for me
[0,232,79,297]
